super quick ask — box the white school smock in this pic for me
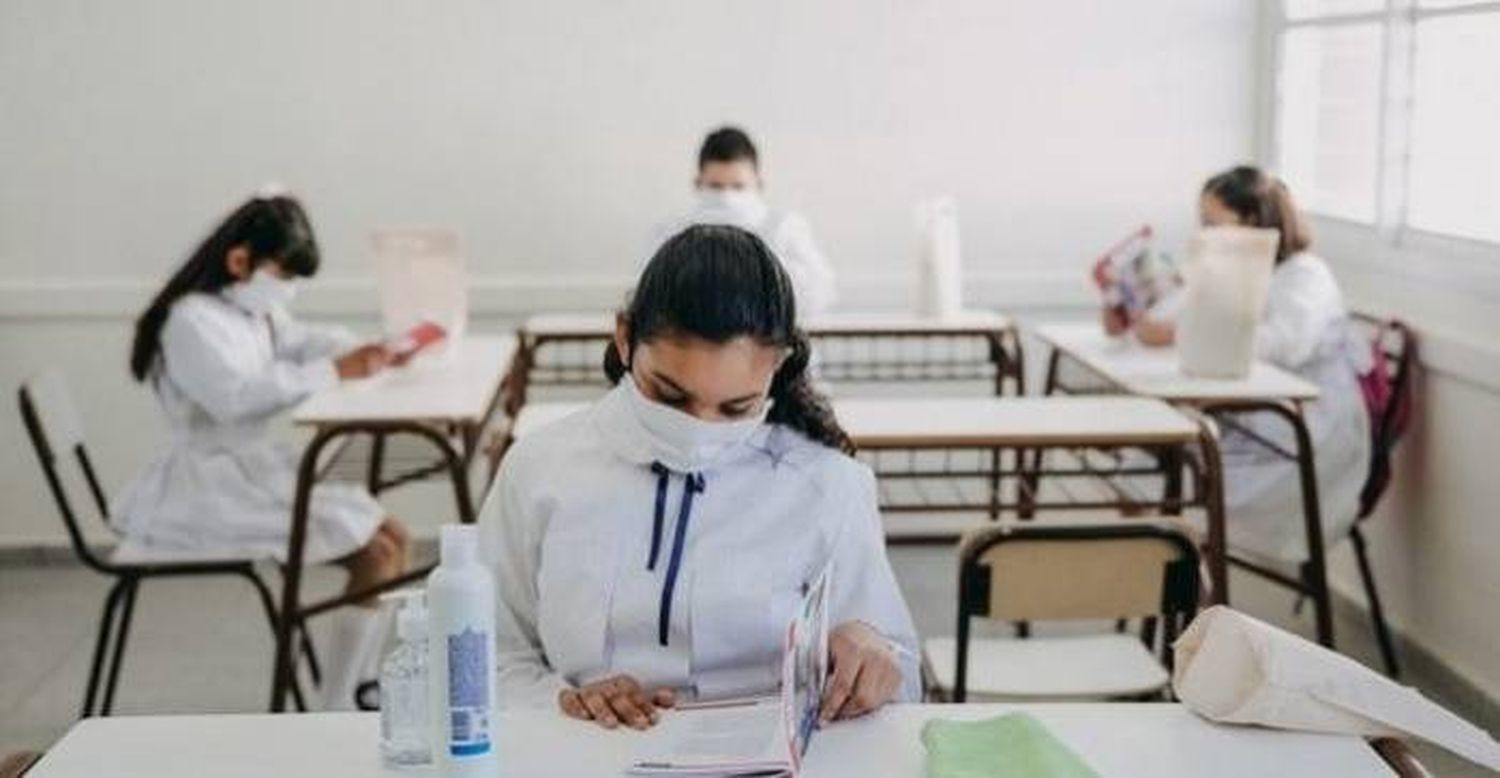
[110,292,383,563]
[1158,252,1372,562]
[651,206,838,319]
[479,382,920,708]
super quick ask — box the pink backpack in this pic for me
[1356,320,1415,518]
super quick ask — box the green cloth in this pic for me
[921,713,1099,778]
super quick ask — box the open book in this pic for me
[1091,225,1180,326]
[627,564,831,777]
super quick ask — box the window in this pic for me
[1406,12,1500,243]
[1275,23,1384,222]
[1271,0,1500,247]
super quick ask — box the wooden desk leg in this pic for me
[1195,418,1231,606]
[1279,402,1335,648]
[270,426,341,713]
[365,432,386,494]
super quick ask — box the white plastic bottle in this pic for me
[427,525,498,777]
[379,590,430,767]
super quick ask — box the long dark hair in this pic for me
[603,224,852,453]
[1202,166,1311,264]
[129,195,320,381]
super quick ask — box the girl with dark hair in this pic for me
[1107,167,1371,564]
[480,224,917,730]
[113,191,410,710]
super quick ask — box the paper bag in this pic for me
[1176,226,1277,378]
[916,197,963,320]
[1173,606,1500,770]
[372,228,468,347]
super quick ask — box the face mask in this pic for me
[621,373,771,471]
[696,188,768,227]
[224,266,297,315]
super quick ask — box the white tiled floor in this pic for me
[0,547,1493,776]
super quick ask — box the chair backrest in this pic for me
[1349,313,1417,519]
[17,370,117,572]
[958,521,1201,624]
[951,520,1201,701]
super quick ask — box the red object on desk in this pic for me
[389,321,447,360]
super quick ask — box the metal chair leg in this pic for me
[241,570,313,712]
[80,578,127,718]
[299,625,323,686]
[1350,525,1401,678]
[99,580,139,716]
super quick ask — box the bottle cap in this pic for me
[380,589,427,640]
[440,525,479,568]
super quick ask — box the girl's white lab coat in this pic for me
[111,293,382,562]
[1164,252,1371,562]
[479,383,920,708]
[653,207,838,319]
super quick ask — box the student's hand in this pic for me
[820,621,903,724]
[1134,317,1176,348]
[334,344,391,380]
[558,675,677,731]
[1101,307,1130,337]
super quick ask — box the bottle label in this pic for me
[446,627,491,758]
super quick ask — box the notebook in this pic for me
[627,563,831,777]
[1091,225,1180,326]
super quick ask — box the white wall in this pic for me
[0,0,1260,546]
[1312,218,1500,702]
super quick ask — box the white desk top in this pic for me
[510,396,1199,449]
[26,705,1388,778]
[806,309,1012,334]
[520,310,1013,340]
[1033,322,1320,404]
[292,335,517,426]
[836,396,1201,448]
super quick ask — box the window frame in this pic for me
[1263,0,1500,299]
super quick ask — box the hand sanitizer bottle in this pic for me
[428,525,498,777]
[379,589,431,767]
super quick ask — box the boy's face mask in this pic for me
[695,188,768,227]
[225,265,298,315]
[620,373,771,472]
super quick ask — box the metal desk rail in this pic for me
[506,311,1025,413]
[833,396,1231,604]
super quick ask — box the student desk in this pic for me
[24,704,1411,777]
[1031,322,1337,648]
[834,396,1230,602]
[506,310,1024,412]
[502,395,1231,603]
[269,335,517,713]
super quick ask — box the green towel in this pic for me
[921,713,1099,778]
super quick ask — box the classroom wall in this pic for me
[0,0,1260,546]
[1313,219,1500,707]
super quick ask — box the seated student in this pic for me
[654,126,838,319]
[115,192,410,710]
[482,224,918,729]
[1105,166,1371,562]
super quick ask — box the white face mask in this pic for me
[621,373,771,472]
[224,266,297,315]
[696,188,768,227]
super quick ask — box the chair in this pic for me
[924,520,1201,703]
[1346,313,1417,677]
[17,370,320,716]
